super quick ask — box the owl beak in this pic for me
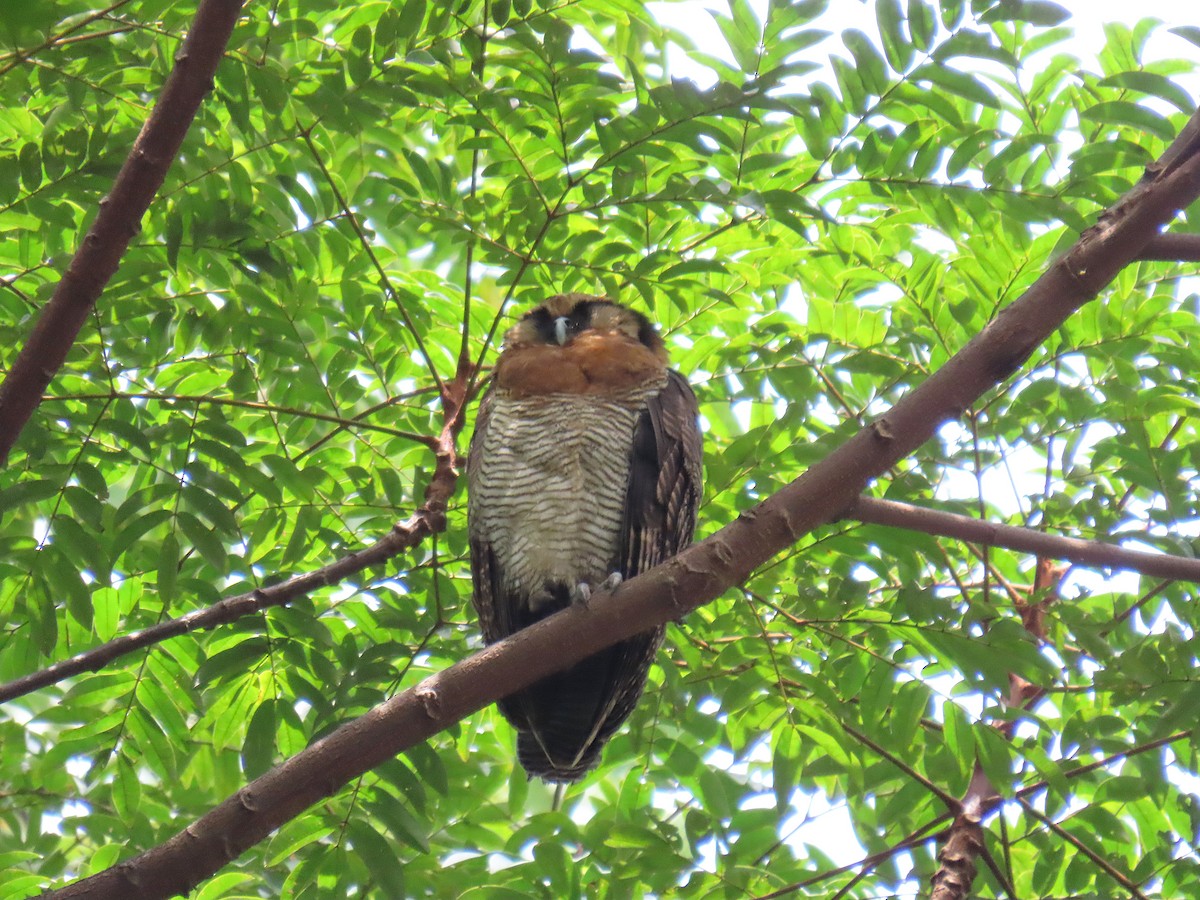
[553,316,569,346]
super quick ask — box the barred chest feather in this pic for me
[468,381,664,613]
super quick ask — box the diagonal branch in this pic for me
[43,109,1200,900]
[849,495,1200,583]
[1015,796,1151,899]
[0,0,247,466]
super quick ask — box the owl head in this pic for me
[504,294,666,360]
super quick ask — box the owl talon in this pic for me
[571,573,623,608]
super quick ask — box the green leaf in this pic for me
[165,206,183,270]
[242,700,277,778]
[940,702,975,776]
[349,820,407,897]
[177,512,228,574]
[843,29,889,95]
[1098,71,1195,115]
[876,0,913,72]
[915,62,999,108]
[980,1,1070,26]
[157,531,179,606]
[1169,25,1200,50]
[92,585,120,642]
[397,0,426,40]
[907,0,935,51]
[1081,100,1176,141]
[371,792,430,853]
[772,727,799,812]
[267,818,335,868]
[112,755,141,820]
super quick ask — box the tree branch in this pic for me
[849,496,1200,583]
[0,0,246,466]
[1137,232,1200,261]
[43,109,1200,899]
[929,764,994,900]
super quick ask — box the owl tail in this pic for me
[517,729,599,783]
[511,646,622,783]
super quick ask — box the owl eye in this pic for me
[567,303,595,330]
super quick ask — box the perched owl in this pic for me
[467,294,703,782]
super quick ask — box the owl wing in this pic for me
[569,369,704,754]
[466,387,515,646]
[619,368,704,575]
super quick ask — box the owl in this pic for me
[467,294,703,782]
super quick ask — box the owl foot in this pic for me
[571,582,592,606]
[570,573,623,607]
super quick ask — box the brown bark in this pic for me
[850,496,1200,582]
[44,110,1200,899]
[1137,231,1200,261]
[928,765,993,900]
[0,0,247,465]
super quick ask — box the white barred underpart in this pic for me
[470,380,665,613]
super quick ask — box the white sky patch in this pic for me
[650,1,1200,94]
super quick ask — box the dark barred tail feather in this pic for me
[517,730,596,783]
[510,634,661,782]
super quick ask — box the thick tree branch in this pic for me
[0,0,246,466]
[43,110,1200,899]
[849,496,1200,583]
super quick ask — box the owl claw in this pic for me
[571,573,623,607]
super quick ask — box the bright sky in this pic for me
[649,0,1200,93]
